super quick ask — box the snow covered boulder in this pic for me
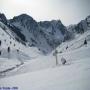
[61,57,66,65]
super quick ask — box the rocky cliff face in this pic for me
[67,15,90,34]
[8,14,68,54]
[1,13,89,54]
[0,13,7,24]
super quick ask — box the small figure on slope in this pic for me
[66,45,68,50]
[84,39,87,46]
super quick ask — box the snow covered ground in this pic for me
[0,52,90,90]
[0,29,90,90]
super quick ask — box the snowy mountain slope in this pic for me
[8,14,90,54]
[0,35,90,90]
[9,14,54,54]
[57,29,90,53]
[0,13,90,90]
[0,13,90,54]
[0,21,41,58]
[38,20,70,47]
[0,13,72,54]
[0,21,29,59]
[0,21,43,76]
[0,13,90,72]
[67,15,90,34]
[0,30,90,78]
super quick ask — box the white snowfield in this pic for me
[0,26,90,90]
[0,48,90,90]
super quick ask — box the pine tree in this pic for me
[84,39,87,45]
[7,47,10,59]
[0,40,1,46]
[7,47,10,53]
[0,51,1,55]
[0,40,2,56]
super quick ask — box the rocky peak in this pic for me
[0,13,7,24]
[38,19,66,35]
[10,14,38,31]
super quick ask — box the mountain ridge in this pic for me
[0,13,90,54]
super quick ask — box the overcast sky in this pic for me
[0,0,90,25]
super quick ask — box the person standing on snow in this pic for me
[84,39,87,46]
